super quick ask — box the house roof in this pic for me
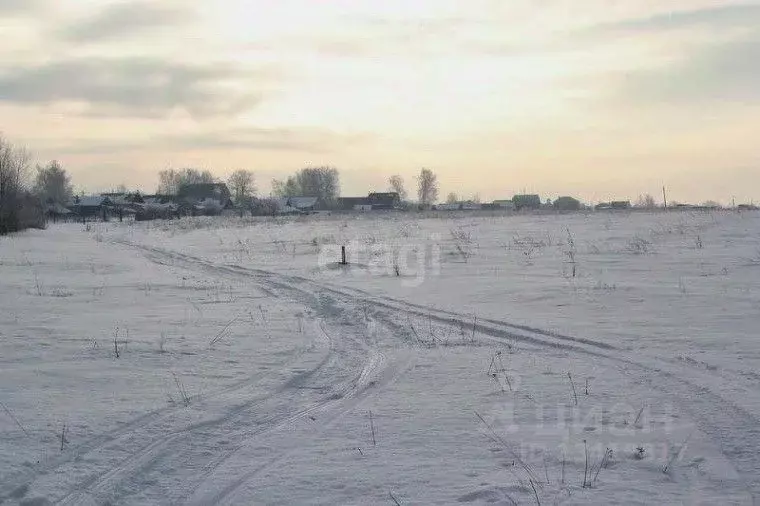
[367,192,401,208]
[178,183,231,202]
[368,192,400,201]
[277,197,318,209]
[77,196,110,207]
[103,193,144,205]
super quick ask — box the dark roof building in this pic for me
[367,192,401,209]
[276,197,320,213]
[178,183,233,208]
[338,197,372,210]
[554,196,581,211]
[596,201,632,210]
[71,195,114,218]
[338,192,401,211]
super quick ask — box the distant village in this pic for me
[2,131,757,235]
[48,184,758,224]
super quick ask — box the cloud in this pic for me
[0,57,268,118]
[60,1,195,42]
[591,3,760,33]
[0,0,45,14]
[166,128,366,152]
[616,36,760,105]
[47,126,371,155]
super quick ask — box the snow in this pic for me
[1,210,759,505]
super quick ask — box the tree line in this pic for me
[155,166,441,209]
[0,135,74,235]
[1,134,442,234]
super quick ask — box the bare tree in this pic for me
[271,177,299,198]
[252,197,279,216]
[228,169,256,205]
[0,135,42,234]
[635,194,658,209]
[34,161,73,206]
[157,170,180,195]
[417,168,439,207]
[446,192,458,204]
[272,167,340,203]
[157,168,215,194]
[296,166,340,203]
[388,175,407,201]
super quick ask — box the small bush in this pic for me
[626,236,652,255]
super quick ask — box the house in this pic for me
[101,193,143,220]
[492,200,515,210]
[461,202,482,210]
[178,183,233,209]
[102,192,144,206]
[435,203,461,211]
[337,196,372,211]
[45,203,72,222]
[276,196,319,214]
[553,196,581,211]
[596,201,631,210]
[512,194,542,211]
[337,192,401,211]
[72,195,114,220]
[738,204,759,211]
[610,201,631,210]
[367,192,401,209]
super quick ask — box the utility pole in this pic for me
[662,186,668,209]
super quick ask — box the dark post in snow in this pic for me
[340,245,347,265]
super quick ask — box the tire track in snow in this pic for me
[128,242,614,356]
[44,238,411,505]
[130,242,760,502]
[1,332,321,502]
[9,314,332,504]
[36,241,415,506]
[52,319,355,506]
[184,321,415,506]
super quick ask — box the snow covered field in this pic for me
[1,210,759,505]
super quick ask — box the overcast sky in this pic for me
[1,0,758,203]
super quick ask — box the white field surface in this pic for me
[1,210,759,505]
